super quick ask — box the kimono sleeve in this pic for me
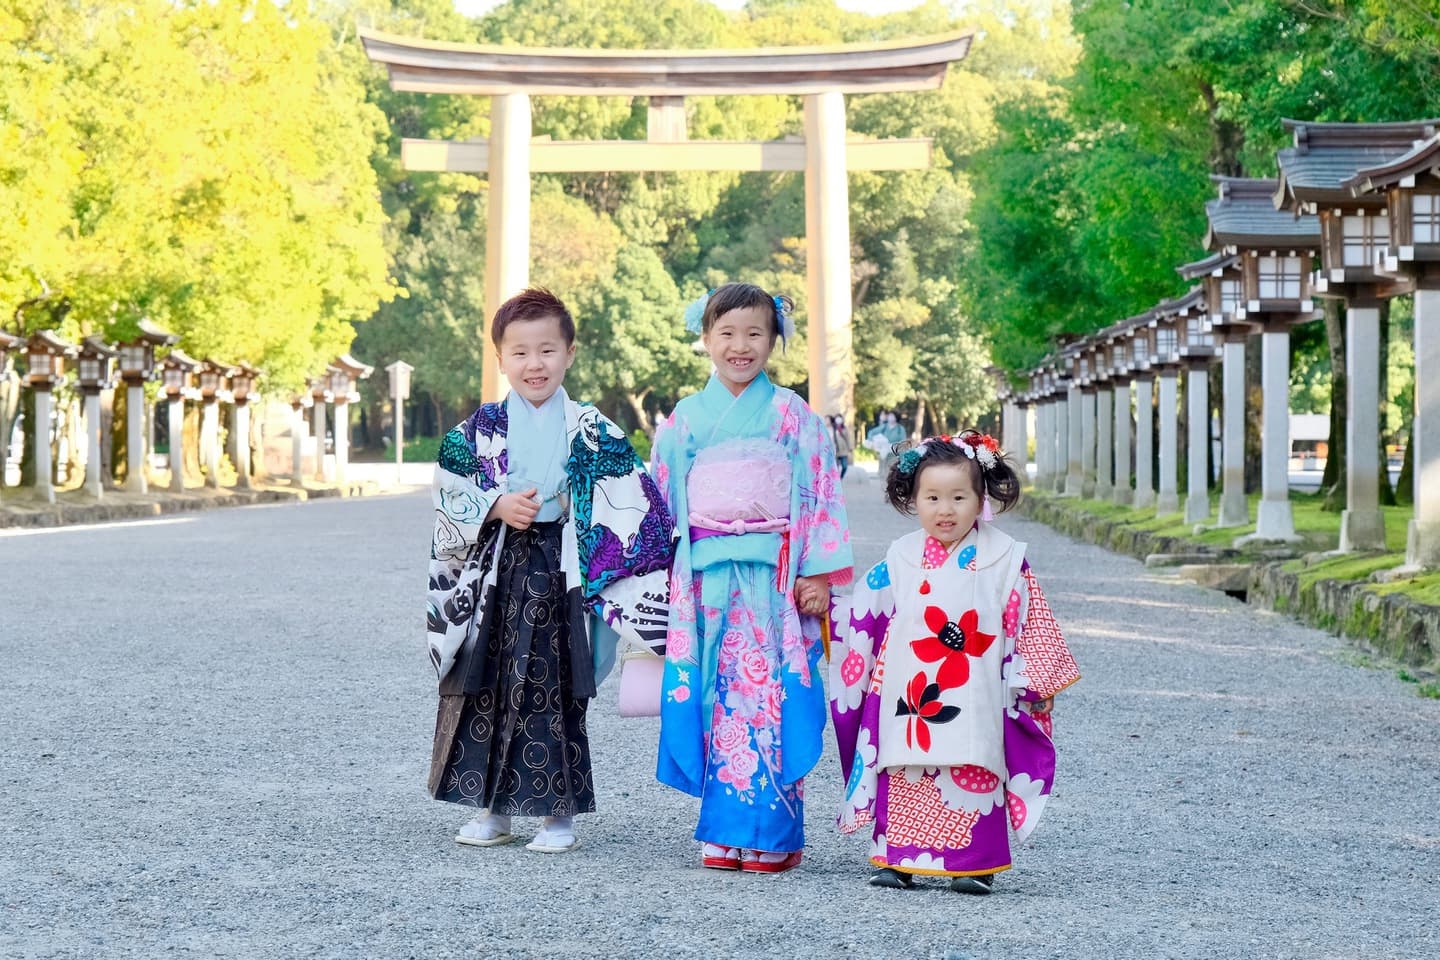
[431,424,504,561]
[828,559,895,782]
[1005,560,1080,703]
[794,405,853,585]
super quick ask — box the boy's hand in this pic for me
[490,488,540,530]
[1032,697,1054,714]
[793,574,830,616]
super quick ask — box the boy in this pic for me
[426,288,674,853]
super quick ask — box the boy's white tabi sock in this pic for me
[460,811,512,841]
[538,815,575,844]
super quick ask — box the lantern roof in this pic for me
[163,348,201,370]
[1154,286,1206,319]
[1176,251,1239,280]
[80,336,118,358]
[1275,119,1439,208]
[201,358,238,375]
[332,353,375,379]
[27,330,79,356]
[1344,133,1440,195]
[231,362,261,378]
[1205,177,1321,251]
[132,318,180,347]
[0,331,23,351]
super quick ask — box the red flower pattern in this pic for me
[895,671,962,751]
[911,605,996,690]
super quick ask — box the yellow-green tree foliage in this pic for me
[0,0,393,388]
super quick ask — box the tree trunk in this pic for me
[625,390,652,437]
[0,370,20,489]
[19,388,35,487]
[1245,332,1263,493]
[912,394,927,440]
[1321,300,1346,511]
[1396,414,1414,506]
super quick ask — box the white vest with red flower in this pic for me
[875,523,1027,774]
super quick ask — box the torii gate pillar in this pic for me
[804,91,853,417]
[483,93,532,402]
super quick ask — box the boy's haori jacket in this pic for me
[427,393,676,699]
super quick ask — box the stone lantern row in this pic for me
[285,354,373,487]
[0,320,370,504]
[1001,118,1440,570]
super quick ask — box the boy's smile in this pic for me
[498,314,576,406]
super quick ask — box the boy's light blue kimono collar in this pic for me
[505,386,569,522]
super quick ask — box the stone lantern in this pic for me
[159,349,200,493]
[1346,130,1440,568]
[1179,252,1252,527]
[1059,340,1087,497]
[1047,361,1073,496]
[1205,176,1321,541]
[1277,120,1430,551]
[228,364,260,489]
[1082,339,1111,500]
[197,360,236,489]
[1101,318,1136,506]
[24,331,79,504]
[308,374,333,481]
[77,336,118,499]
[326,354,373,484]
[1146,299,1185,515]
[1126,314,1158,509]
[289,392,314,487]
[385,360,414,484]
[1168,286,1217,524]
[115,319,178,494]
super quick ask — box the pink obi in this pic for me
[687,438,791,539]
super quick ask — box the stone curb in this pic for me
[0,480,390,530]
[1017,490,1440,672]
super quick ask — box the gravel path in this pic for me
[1,477,1436,959]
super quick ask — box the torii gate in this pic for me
[359,30,974,413]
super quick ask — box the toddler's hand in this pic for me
[491,488,540,530]
[793,574,829,616]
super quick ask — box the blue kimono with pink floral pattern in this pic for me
[653,372,852,853]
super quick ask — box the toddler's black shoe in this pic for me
[868,867,914,889]
[947,874,994,895]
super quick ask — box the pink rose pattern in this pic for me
[702,586,801,813]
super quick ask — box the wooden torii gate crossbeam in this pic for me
[361,29,974,412]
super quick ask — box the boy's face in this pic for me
[497,314,575,406]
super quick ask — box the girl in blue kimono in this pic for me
[652,282,853,874]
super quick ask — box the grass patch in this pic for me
[1418,682,1440,699]
[1367,568,1440,607]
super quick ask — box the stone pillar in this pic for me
[1408,288,1440,568]
[1080,388,1097,497]
[1095,387,1113,500]
[334,398,349,485]
[201,399,220,489]
[1185,361,1211,524]
[1134,376,1155,509]
[125,383,147,494]
[291,404,306,487]
[1014,403,1029,482]
[1113,380,1131,505]
[168,397,185,492]
[1157,371,1179,514]
[1340,304,1386,551]
[482,93,532,404]
[804,90,854,418]
[33,388,55,504]
[1218,338,1248,527]
[233,402,251,489]
[1064,385,1083,496]
[1255,327,1296,540]
[84,390,103,499]
[312,399,327,482]
[1032,403,1047,486]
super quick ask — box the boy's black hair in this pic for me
[490,287,576,348]
[884,430,1022,517]
[701,282,793,340]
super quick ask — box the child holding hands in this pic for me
[652,282,852,874]
[828,432,1079,892]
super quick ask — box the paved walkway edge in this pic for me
[0,480,404,530]
[1018,490,1440,672]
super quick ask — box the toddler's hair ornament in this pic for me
[683,290,711,335]
[896,447,924,476]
